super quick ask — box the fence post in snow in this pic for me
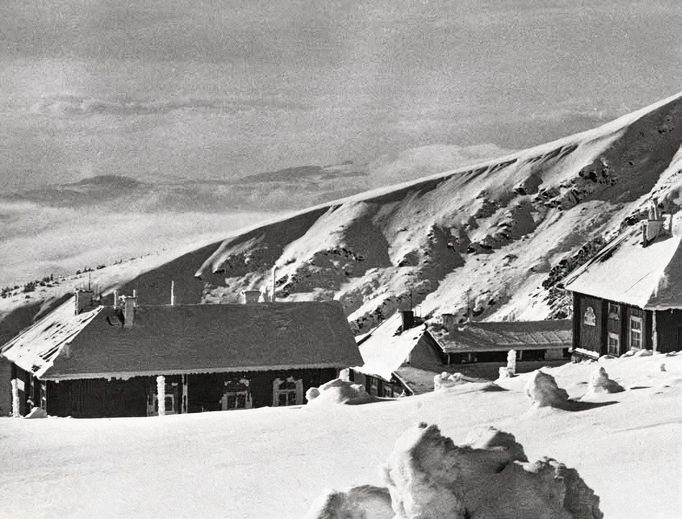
[11,379,20,418]
[507,349,517,375]
[156,375,166,416]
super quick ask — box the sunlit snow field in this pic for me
[0,354,680,518]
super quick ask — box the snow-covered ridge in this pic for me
[3,93,682,337]
[160,91,682,332]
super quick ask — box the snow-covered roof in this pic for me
[2,298,361,380]
[355,313,430,381]
[435,320,571,353]
[563,223,682,309]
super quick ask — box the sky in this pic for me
[0,0,680,190]
[0,0,680,285]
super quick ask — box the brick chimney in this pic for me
[441,313,456,331]
[399,309,415,331]
[74,289,94,315]
[123,295,136,328]
[240,290,261,304]
[642,200,666,247]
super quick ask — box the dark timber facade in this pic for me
[2,291,361,418]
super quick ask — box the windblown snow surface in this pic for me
[0,354,680,518]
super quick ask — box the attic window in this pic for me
[584,307,596,327]
[608,303,620,320]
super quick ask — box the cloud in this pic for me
[29,94,310,118]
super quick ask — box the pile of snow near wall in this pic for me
[305,423,603,519]
[303,485,393,519]
[583,367,625,397]
[434,372,467,390]
[24,407,48,419]
[524,370,570,408]
[305,378,374,406]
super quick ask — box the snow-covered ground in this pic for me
[1,354,680,518]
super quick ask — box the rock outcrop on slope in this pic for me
[305,423,603,519]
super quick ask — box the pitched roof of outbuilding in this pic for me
[2,297,361,380]
[563,224,682,309]
[354,313,431,381]
[434,320,572,353]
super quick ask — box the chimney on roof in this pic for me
[399,309,415,331]
[74,289,94,315]
[642,200,666,247]
[442,313,456,331]
[123,295,136,328]
[240,290,261,304]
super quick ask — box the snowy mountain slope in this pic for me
[0,354,680,518]
[113,92,682,333]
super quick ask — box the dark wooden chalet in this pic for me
[1,291,361,418]
[564,208,682,359]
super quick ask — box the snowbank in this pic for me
[305,379,374,406]
[434,372,467,390]
[583,367,624,397]
[524,370,570,409]
[302,485,393,519]
[24,408,48,419]
[306,423,603,519]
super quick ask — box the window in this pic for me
[272,377,303,406]
[608,303,620,320]
[607,332,620,356]
[584,307,596,326]
[630,316,643,349]
[221,379,252,411]
[367,377,379,397]
[382,385,393,398]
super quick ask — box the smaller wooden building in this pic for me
[433,319,571,364]
[1,292,361,418]
[351,310,570,395]
[350,310,444,396]
[564,209,682,359]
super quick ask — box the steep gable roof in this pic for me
[2,298,361,380]
[434,320,571,353]
[563,223,682,309]
[355,313,432,380]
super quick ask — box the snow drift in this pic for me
[524,370,571,409]
[434,371,467,390]
[306,422,603,519]
[583,367,625,397]
[305,378,374,406]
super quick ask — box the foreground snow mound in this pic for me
[584,367,625,397]
[434,372,467,390]
[306,423,602,519]
[525,370,570,409]
[303,485,393,519]
[306,378,374,406]
[24,408,48,419]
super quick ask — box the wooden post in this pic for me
[181,375,188,413]
[156,375,166,416]
[652,311,658,353]
[507,349,517,375]
[11,379,20,418]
